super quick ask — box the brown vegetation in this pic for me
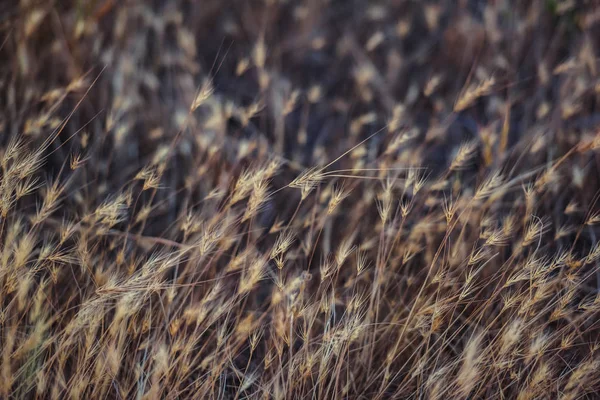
[1,0,600,398]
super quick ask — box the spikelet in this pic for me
[327,183,350,215]
[454,77,495,112]
[289,167,325,200]
[243,178,271,221]
[450,141,478,170]
[455,333,484,398]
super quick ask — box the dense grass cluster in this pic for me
[1,0,600,398]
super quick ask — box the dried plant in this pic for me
[1,1,600,399]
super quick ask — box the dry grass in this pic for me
[1,0,600,398]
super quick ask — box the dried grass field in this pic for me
[1,0,600,398]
